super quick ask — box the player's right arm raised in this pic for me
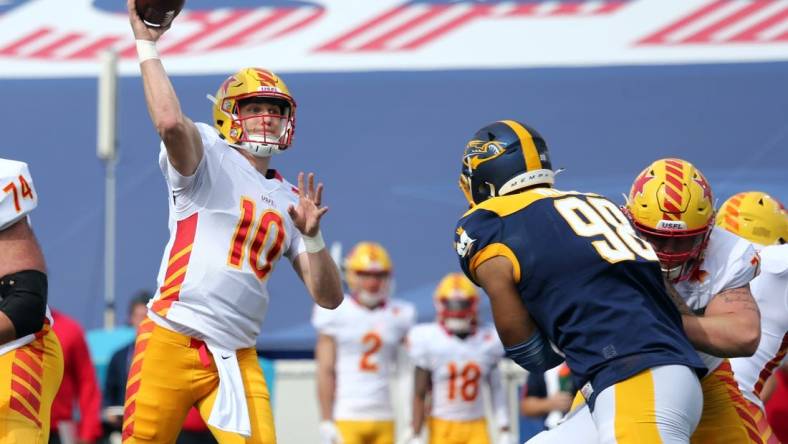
[127,0,202,176]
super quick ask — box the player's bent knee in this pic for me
[0,270,47,338]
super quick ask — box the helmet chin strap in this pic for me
[240,136,283,158]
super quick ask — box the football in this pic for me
[135,0,185,28]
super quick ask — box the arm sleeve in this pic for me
[72,327,103,441]
[525,372,547,398]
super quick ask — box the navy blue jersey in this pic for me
[455,188,705,407]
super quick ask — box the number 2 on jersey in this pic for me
[359,331,382,372]
[227,197,286,280]
[2,175,34,213]
[554,196,657,264]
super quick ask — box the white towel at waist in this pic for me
[205,342,251,437]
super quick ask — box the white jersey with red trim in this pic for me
[407,323,505,422]
[674,226,760,372]
[0,158,37,231]
[312,296,415,420]
[731,244,788,408]
[0,158,53,356]
[148,122,306,350]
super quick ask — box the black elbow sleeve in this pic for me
[0,270,48,338]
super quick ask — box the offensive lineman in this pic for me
[403,273,513,444]
[454,121,705,443]
[313,242,416,444]
[0,158,64,442]
[718,191,788,444]
[123,2,343,443]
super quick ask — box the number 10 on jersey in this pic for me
[227,197,286,280]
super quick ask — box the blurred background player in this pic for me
[123,1,344,443]
[0,158,64,442]
[454,121,705,443]
[519,362,574,431]
[717,191,788,443]
[626,158,764,443]
[402,273,513,444]
[313,242,416,444]
[50,308,102,444]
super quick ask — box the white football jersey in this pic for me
[0,158,37,231]
[148,123,306,350]
[312,296,415,420]
[731,244,788,408]
[674,226,760,371]
[0,158,52,357]
[407,323,504,422]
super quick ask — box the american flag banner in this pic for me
[0,0,788,77]
[639,0,788,44]
[317,0,629,52]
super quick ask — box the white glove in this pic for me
[397,427,424,444]
[497,430,518,444]
[319,420,344,444]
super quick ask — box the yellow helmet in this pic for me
[716,192,788,246]
[625,158,714,281]
[433,273,479,334]
[344,242,393,306]
[212,68,296,158]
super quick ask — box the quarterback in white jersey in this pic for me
[0,158,63,443]
[314,242,416,444]
[123,3,343,442]
[718,191,788,444]
[403,273,512,444]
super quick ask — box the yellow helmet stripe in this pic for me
[502,120,542,172]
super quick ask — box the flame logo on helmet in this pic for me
[219,75,238,95]
[251,68,278,87]
[693,173,712,204]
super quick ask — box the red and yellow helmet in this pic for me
[344,242,393,307]
[434,273,479,334]
[212,67,296,157]
[625,158,714,281]
[716,191,788,246]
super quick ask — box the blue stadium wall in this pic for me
[3,62,787,352]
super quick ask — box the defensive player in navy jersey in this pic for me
[453,120,706,443]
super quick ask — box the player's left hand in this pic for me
[288,172,328,237]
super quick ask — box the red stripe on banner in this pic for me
[269,8,325,39]
[10,397,41,428]
[27,32,82,58]
[0,28,52,56]
[728,5,788,42]
[680,0,775,43]
[66,36,123,59]
[595,1,627,15]
[162,9,252,55]
[505,3,539,16]
[316,5,410,51]
[357,4,453,51]
[209,8,296,49]
[638,0,729,44]
[772,26,788,40]
[11,380,40,412]
[550,3,583,15]
[400,5,492,50]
